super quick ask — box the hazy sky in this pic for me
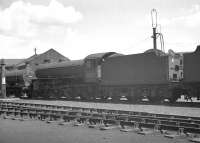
[0,0,200,59]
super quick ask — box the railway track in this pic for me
[1,100,200,137]
[24,98,200,108]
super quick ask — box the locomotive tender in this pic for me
[100,49,183,102]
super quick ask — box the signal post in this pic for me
[0,59,6,98]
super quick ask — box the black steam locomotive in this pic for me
[5,46,200,103]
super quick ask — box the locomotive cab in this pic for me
[84,52,117,83]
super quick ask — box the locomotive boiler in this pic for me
[32,52,118,100]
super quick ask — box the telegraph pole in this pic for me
[151,9,158,50]
[0,59,6,98]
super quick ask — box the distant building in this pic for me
[5,48,70,71]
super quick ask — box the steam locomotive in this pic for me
[4,46,200,103]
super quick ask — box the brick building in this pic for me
[11,49,70,71]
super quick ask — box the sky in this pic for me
[0,0,200,60]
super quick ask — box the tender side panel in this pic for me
[101,52,169,85]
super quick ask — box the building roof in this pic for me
[16,48,70,67]
[4,59,24,66]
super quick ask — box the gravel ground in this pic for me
[6,99,200,117]
[0,119,191,143]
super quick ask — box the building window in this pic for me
[181,72,183,78]
[173,74,177,79]
[59,59,64,62]
[180,59,183,65]
[44,59,50,63]
[171,58,174,63]
[175,65,179,71]
[97,65,101,78]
